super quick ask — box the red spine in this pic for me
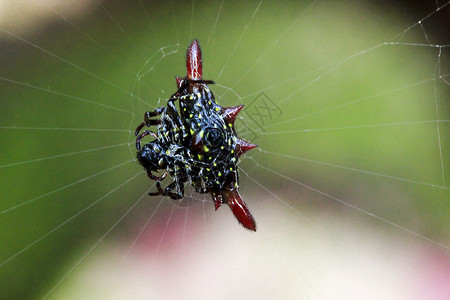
[186,39,202,80]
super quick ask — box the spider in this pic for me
[135,40,258,231]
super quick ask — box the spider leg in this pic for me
[149,182,164,196]
[163,98,186,140]
[144,107,165,122]
[167,186,184,200]
[188,79,215,85]
[148,181,184,200]
[166,99,182,125]
[164,180,185,200]
[135,122,146,135]
[146,170,168,182]
[148,176,184,200]
[173,80,190,96]
[136,130,158,150]
[135,119,161,136]
[171,78,216,99]
[134,107,165,136]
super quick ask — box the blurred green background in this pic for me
[0,0,448,299]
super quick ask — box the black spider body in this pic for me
[135,40,258,230]
[179,85,237,188]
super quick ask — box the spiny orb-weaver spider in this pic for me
[135,40,258,231]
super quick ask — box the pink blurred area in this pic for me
[415,248,450,300]
[50,198,450,299]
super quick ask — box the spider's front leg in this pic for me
[166,98,184,129]
[135,107,165,136]
[136,130,158,150]
[172,78,215,97]
[162,97,189,142]
[147,170,168,182]
[165,180,185,200]
[149,180,185,200]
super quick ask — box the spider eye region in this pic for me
[191,127,226,154]
[204,128,223,146]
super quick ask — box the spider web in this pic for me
[0,0,449,299]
